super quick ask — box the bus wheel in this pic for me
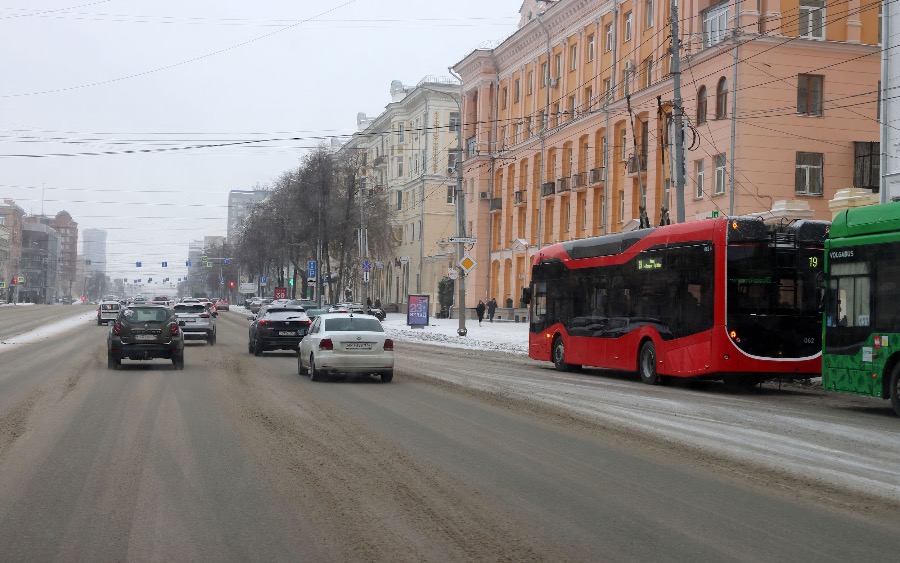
[552,337,570,372]
[890,364,900,417]
[638,341,660,385]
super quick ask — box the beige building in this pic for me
[340,78,462,312]
[453,0,881,309]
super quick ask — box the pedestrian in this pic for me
[476,300,486,326]
[366,297,372,308]
[487,298,497,323]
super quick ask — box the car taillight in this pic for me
[258,319,269,325]
[113,322,121,335]
[171,324,180,335]
[199,313,210,318]
[319,338,333,351]
[384,338,394,351]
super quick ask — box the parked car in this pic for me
[107,305,185,370]
[248,305,311,356]
[173,302,216,344]
[97,300,122,325]
[215,299,230,311]
[297,313,394,382]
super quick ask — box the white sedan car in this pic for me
[297,313,394,382]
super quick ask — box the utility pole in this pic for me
[671,0,686,223]
[449,68,468,337]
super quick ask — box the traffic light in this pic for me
[11,277,16,286]
[288,278,294,286]
[229,281,234,288]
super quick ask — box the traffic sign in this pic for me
[449,237,477,244]
[162,261,168,268]
[308,260,317,279]
[448,269,458,280]
[136,261,142,268]
[362,260,372,272]
[459,255,476,274]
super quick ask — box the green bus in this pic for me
[823,201,900,416]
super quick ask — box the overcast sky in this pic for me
[0,0,519,286]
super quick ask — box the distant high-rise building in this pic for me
[227,189,269,243]
[83,228,107,274]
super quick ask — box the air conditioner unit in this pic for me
[447,165,457,175]
[549,77,559,88]
[479,191,491,200]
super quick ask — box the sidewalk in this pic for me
[382,313,528,355]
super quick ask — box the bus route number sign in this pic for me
[637,258,662,270]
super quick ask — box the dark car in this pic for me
[215,299,230,311]
[248,306,311,356]
[107,305,185,370]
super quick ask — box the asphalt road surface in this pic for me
[0,308,897,561]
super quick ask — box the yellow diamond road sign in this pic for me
[459,255,476,274]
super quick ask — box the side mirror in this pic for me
[521,287,532,306]
[815,271,826,314]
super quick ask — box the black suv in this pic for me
[107,305,185,370]
[248,306,311,355]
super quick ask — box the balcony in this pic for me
[373,155,386,167]
[571,172,585,189]
[589,167,603,185]
[514,190,526,205]
[557,177,570,192]
[626,155,643,175]
[541,182,555,197]
[490,197,503,212]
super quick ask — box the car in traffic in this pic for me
[248,305,311,356]
[248,298,271,314]
[327,302,365,314]
[97,300,121,325]
[173,302,216,344]
[297,312,394,382]
[107,305,185,370]
[215,299,230,311]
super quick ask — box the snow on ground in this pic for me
[229,306,529,354]
[0,311,96,353]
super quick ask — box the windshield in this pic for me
[323,317,384,332]
[726,244,822,358]
[123,307,169,323]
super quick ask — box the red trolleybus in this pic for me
[525,217,828,386]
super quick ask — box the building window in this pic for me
[448,151,458,173]
[716,77,728,119]
[527,71,534,94]
[644,57,653,88]
[603,78,612,102]
[605,23,613,52]
[588,34,595,61]
[646,0,654,28]
[568,95,576,119]
[621,128,628,161]
[624,12,633,41]
[797,74,824,116]
[514,78,521,102]
[714,154,726,194]
[502,86,508,109]
[570,44,578,71]
[541,62,549,86]
[565,202,571,231]
[796,152,824,195]
[702,2,729,47]
[619,189,625,221]
[397,191,403,210]
[697,86,707,124]
[398,123,405,143]
[449,112,460,132]
[419,220,423,241]
[585,86,593,111]
[554,53,562,80]
[553,102,561,127]
[397,156,404,177]
[799,0,825,40]
[695,159,705,198]
[447,186,456,204]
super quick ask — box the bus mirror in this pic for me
[521,287,532,305]
[815,271,825,313]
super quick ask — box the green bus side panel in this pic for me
[830,201,900,239]
[821,337,894,400]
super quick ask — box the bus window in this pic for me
[531,282,547,330]
[827,262,870,327]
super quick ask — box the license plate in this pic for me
[345,342,372,350]
[279,331,296,336]
[135,334,156,341]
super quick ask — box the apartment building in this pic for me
[453,0,881,308]
[339,78,462,312]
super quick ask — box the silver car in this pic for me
[173,302,216,345]
[97,300,121,325]
[297,313,393,382]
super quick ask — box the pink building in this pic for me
[453,0,880,309]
